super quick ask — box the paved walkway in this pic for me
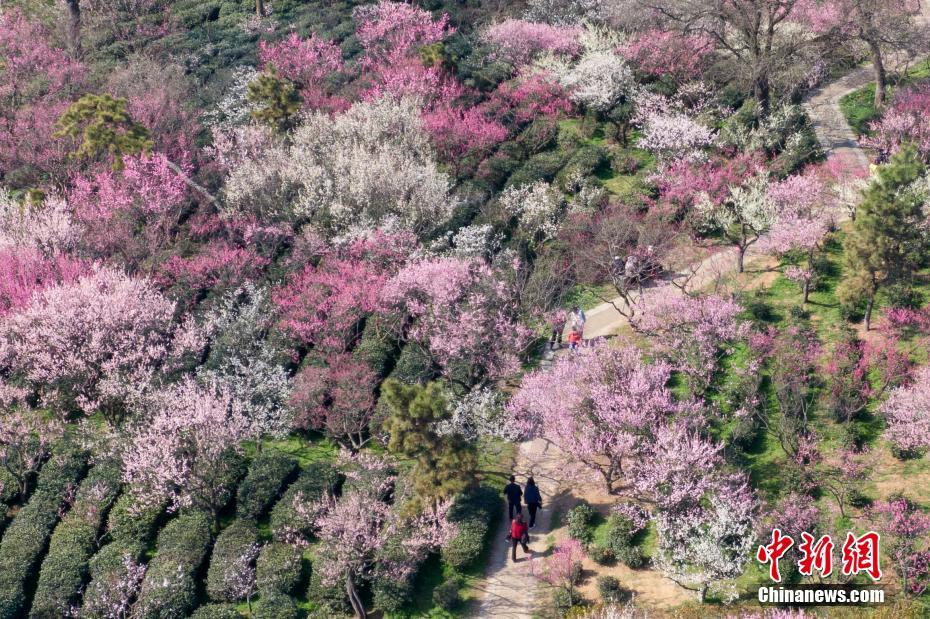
[473,25,930,614]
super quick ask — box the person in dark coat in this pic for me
[510,513,530,561]
[503,475,522,520]
[524,477,542,528]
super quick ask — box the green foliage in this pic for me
[506,150,570,187]
[596,575,630,604]
[353,316,401,379]
[0,445,86,619]
[382,380,478,509]
[556,144,608,189]
[134,511,213,619]
[840,145,927,328]
[432,573,463,610]
[253,591,299,619]
[30,462,121,619]
[189,604,241,619]
[105,494,163,547]
[269,462,338,543]
[604,515,644,569]
[385,344,435,385]
[566,502,597,546]
[371,574,414,613]
[54,94,152,170]
[588,545,614,565]
[306,566,350,615]
[441,486,497,569]
[207,520,259,602]
[236,450,298,521]
[256,542,302,596]
[247,69,302,132]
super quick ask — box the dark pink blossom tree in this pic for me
[422,105,507,177]
[289,353,378,449]
[620,30,714,84]
[258,32,344,111]
[869,496,930,596]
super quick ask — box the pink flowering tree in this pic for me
[354,0,453,102]
[309,452,455,619]
[529,539,585,608]
[818,447,872,518]
[273,232,413,353]
[0,10,86,188]
[634,292,748,395]
[258,32,344,111]
[0,267,195,426]
[0,247,88,317]
[379,257,532,390]
[881,366,930,459]
[869,496,930,596]
[0,408,63,500]
[862,84,930,162]
[619,30,714,85]
[289,353,378,450]
[422,105,507,178]
[483,20,581,67]
[121,379,251,523]
[508,344,685,493]
[68,152,189,262]
[80,552,147,619]
[482,71,573,130]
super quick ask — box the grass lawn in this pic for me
[840,58,930,135]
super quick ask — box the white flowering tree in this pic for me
[499,181,563,243]
[697,171,778,272]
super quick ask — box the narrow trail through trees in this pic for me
[474,38,910,616]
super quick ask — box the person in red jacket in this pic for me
[510,512,530,562]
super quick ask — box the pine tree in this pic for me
[247,69,302,133]
[54,93,152,170]
[840,145,927,330]
[381,380,477,510]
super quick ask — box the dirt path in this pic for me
[474,36,911,616]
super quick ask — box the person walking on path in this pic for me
[503,475,523,520]
[569,306,586,332]
[510,512,531,562]
[524,477,542,528]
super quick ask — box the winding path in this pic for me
[474,35,917,616]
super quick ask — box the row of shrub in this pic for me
[0,445,87,619]
[269,461,338,543]
[81,494,164,617]
[206,519,260,602]
[132,511,213,619]
[29,461,122,618]
[442,485,498,569]
[236,449,298,521]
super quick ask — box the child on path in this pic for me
[510,513,530,561]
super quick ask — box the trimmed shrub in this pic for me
[588,545,614,565]
[133,510,213,619]
[306,566,349,614]
[236,450,297,521]
[385,344,434,385]
[207,519,260,602]
[270,462,338,544]
[253,591,298,619]
[432,575,463,610]
[189,603,241,619]
[0,445,87,619]
[441,486,497,569]
[82,496,163,617]
[597,575,630,604]
[353,316,400,379]
[566,502,597,546]
[506,150,568,187]
[371,575,413,613]
[0,470,16,505]
[30,462,121,619]
[604,515,644,569]
[256,542,302,595]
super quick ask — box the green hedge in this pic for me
[133,511,213,619]
[0,446,87,619]
[353,316,401,379]
[81,496,163,617]
[270,462,338,544]
[236,450,297,521]
[441,486,497,570]
[29,462,121,619]
[254,591,299,619]
[256,543,302,595]
[207,519,259,602]
[189,603,241,619]
[305,567,349,615]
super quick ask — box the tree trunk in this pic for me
[65,0,81,58]
[802,278,810,304]
[869,39,887,109]
[255,0,265,17]
[864,294,874,331]
[346,572,366,619]
[754,71,771,116]
[737,245,746,274]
